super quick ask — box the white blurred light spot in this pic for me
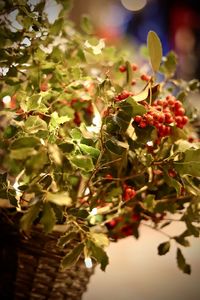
[147,141,153,146]
[84,187,90,196]
[2,95,11,104]
[90,207,98,216]
[40,138,45,146]
[84,257,93,268]
[121,0,147,11]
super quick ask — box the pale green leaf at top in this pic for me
[147,31,163,72]
[46,191,72,206]
[133,86,149,102]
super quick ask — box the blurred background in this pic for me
[69,0,200,81]
[68,1,200,299]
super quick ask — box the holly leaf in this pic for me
[79,144,100,159]
[174,236,190,247]
[147,31,163,72]
[40,203,56,233]
[174,149,200,177]
[57,231,78,247]
[87,240,109,271]
[158,241,170,255]
[70,155,94,172]
[24,116,47,134]
[20,202,41,231]
[10,137,41,149]
[176,248,191,274]
[46,191,72,206]
[125,97,147,116]
[61,243,84,269]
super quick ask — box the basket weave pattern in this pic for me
[0,214,94,300]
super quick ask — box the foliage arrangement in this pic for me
[0,0,200,274]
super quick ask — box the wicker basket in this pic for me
[0,210,95,300]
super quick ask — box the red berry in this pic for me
[123,187,136,201]
[105,174,113,180]
[140,74,150,81]
[119,65,127,72]
[132,63,138,71]
[182,115,188,125]
[174,100,182,109]
[134,115,142,123]
[168,169,176,177]
[131,79,136,85]
[139,120,147,128]
[175,107,185,116]
[158,113,165,123]
[74,112,81,126]
[165,112,174,124]
[146,114,154,125]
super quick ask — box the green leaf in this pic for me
[50,18,64,35]
[90,232,109,247]
[147,31,163,72]
[24,116,47,134]
[80,15,94,34]
[21,202,41,231]
[160,51,177,77]
[40,203,56,233]
[61,243,84,269]
[133,87,149,102]
[70,155,94,172]
[125,61,133,86]
[105,139,127,156]
[58,142,75,153]
[143,194,155,212]
[176,248,191,274]
[125,97,147,117]
[57,231,78,247]
[174,236,190,247]
[46,191,72,206]
[158,241,170,255]
[10,148,37,160]
[79,144,100,159]
[87,240,109,271]
[69,208,89,219]
[10,137,41,149]
[174,149,200,177]
[70,128,82,140]
[49,112,71,132]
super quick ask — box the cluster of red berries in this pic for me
[114,90,133,102]
[123,184,136,202]
[134,95,188,137]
